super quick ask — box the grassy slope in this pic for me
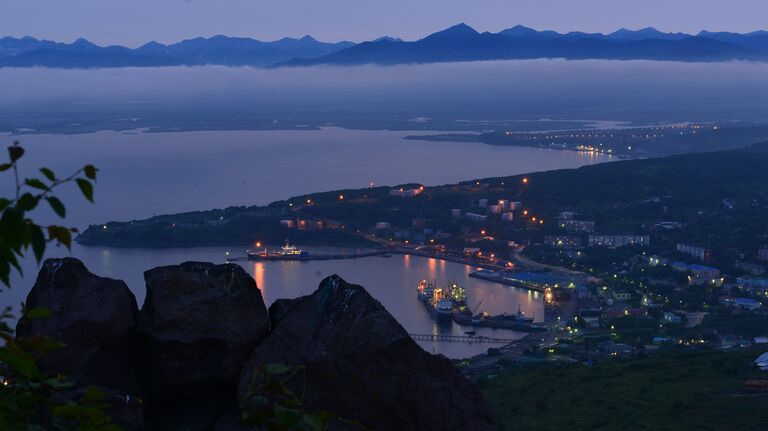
[480,350,768,431]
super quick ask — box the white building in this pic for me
[588,235,650,248]
[465,213,488,222]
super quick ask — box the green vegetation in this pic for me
[0,141,117,429]
[480,350,768,431]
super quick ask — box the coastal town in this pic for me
[77,144,768,391]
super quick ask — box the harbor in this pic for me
[416,279,549,333]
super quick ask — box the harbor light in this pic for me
[522,177,529,184]
[256,242,262,248]
[338,194,344,200]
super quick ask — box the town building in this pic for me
[501,212,514,222]
[375,222,390,230]
[451,209,462,218]
[672,262,723,286]
[488,204,501,214]
[588,235,650,248]
[508,201,523,210]
[478,198,488,208]
[544,235,583,249]
[465,213,488,222]
[676,243,712,262]
[561,220,596,233]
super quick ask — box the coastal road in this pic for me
[511,246,585,276]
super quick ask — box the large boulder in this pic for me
[16,258,142,395]
[238,275,498,431]
[137,261,270,430]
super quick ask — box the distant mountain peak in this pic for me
[299,35,317,42]
[423,23,480,41]
[373,36,403,43]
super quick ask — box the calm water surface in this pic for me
[10,244,543,359]
[6,128,610,228]
[1,127,601,357]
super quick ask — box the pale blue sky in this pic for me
[2,0,766,46]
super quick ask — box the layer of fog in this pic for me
[1,59,768,121]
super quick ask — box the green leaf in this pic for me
[0,163,11,172]
[17,193,39,211]
[8,145,24,163]
[24,307,52,320]
[84,164,97,180]
[48,225,72,248]
[29,224,46,262]
[24,178,49,191]
[82,387,108,402]
[39,167,56,181]
[45,196,66,218]
[76,178,94,202]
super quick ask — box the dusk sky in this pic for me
[3,0,767,46]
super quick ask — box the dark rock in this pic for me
[16,258,142,395]
[238,275,498,431]
[138,261,270,430]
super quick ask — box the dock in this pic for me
[229,250,390,262]
[408,333,516,344]
[469,270,545,292]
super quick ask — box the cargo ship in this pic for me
[417,280,462,320]
[247,240,309,261]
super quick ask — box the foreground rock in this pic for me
[16,258,142,396]
[138,261,270,430]
[239,275,498,431]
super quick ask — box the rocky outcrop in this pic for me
[16,258,142,395]
[238,275,498,431]
[19,260,497,431]
[137,262,270,430]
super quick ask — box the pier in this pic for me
[408,333,516,344]
[229,250,391,262]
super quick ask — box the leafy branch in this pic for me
[0,140,97,287]
[0,141,117,430]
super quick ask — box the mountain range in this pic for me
[2,24,767,69]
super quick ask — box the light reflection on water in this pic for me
[10,244,541,359]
